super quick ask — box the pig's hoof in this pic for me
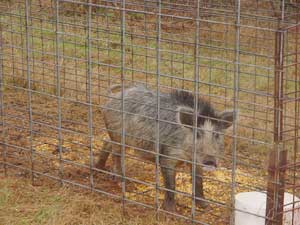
[110,168,122,182]
[111,174,121,182]
[94,163,106,170]
[196,199,208,208]
[162,201,176,212]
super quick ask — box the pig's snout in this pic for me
[202,156,217,171]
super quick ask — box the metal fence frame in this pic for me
[0,0,300,224]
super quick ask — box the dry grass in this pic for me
[0,175,186,225]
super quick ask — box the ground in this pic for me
[0,175,180,225]
[0,89,268,224]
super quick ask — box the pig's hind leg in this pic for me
[108,134,122,178]
[96,136,122,181]
[95,139,112,170]
[111,143,122,176]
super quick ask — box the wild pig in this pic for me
[97,84,235,211]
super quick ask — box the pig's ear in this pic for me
[177,106,194,127]
[219,110,237,129]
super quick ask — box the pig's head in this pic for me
[177,106,236,171]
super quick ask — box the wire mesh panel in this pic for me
[0,0,300,224]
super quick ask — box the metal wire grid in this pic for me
[279,23,300,225]
[0,0,300,224]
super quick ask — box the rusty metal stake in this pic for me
[265,29,287,225]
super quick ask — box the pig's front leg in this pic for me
[161,158,177,212]
[195,165,208,208]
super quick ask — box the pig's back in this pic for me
[102,85,182,156]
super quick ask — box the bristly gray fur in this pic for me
[97,84,235,211]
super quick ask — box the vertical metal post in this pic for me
[144,1,149,87]
[291,23,299,225]
[25,0,34,184]
[231,0,241,224]
[265,29,286,225]
[0,16,7,176]
[155,0,161,220]
[86,0,94,191]
[120,0,126,216]
[191,0,201,222]
[55,0,64,185]
[275,29,287,225]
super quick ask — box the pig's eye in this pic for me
[214,133,219,139]
[196,131,203,138]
